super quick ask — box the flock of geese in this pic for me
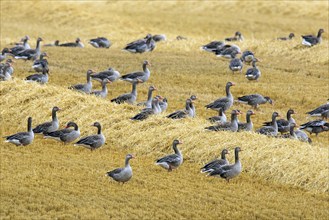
[1,29,328,183]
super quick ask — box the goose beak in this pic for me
[231,82,236,86]
[179,141,183,144]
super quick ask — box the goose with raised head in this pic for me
[10,36,30,56]
[301,29,324,46]
[205,82,235,112]
[15,37,43,61]
[33,106,61,134]
[201,41,225,52]
[89,37,111,48]
[32,52,49,73]
[237,94,273,109]
[245,58,261,81]
[277,33,295,40]
[263,109,296,134]
[44,121,80,144]
[166,99,193,119]
[208,108,227,124]
[131,97,162,121]
[123,34,155,53]
[189,95,197,117]
[205,110,242,132]
[74,122,105,150]
[200,149,229,173]
[69,69,94,93]
[225,31,244,42]
[91,79,110,98]
[3,117,34,146]
[25,68,49,84]
[238,110,255,131]
[155,140,183,172]
[137,85,157,108]
[106,154,135,184]
[59,38,84,48]
[91,67,120,83]
[208,147,242,182]
[120,60,151,83]
[111,79,141,104]
[300,120,329,136]
[256,112,280,136]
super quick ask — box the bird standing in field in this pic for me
[106,154,135,184]
[14,37,43,61]
[301,29,324,47]
[205,82,235,112]
[44,121,80,144]
[111,79,142,104]
[155,140,183,172]
[33,106,61,134]
[74,122,106,150]
[237,94,273,109]
[3,117,34,146]
[69,69,94,94]
[256,112,280,136]
[245,58,261,81]
[200,149,229,173]
[32,52,49,73]
[306,100,329,119]
[120,60,151,83]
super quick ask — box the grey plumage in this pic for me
[74,122,105,150]
[205,82,235,112]
[33,106,61,134]
[155,140,183,172]
[106,154,135,183]
[120,60,151,83]
[205,109,241,132]
[256,112,280,136]
[238,110,255,131]
[111,80,141,104]
[44,121,80,144]
[59,38,84,48]
[69,70,94,94]
[200,149,229,173]
[301,29,324,47]
[89,37,111,48]
[91,68,120,83]
[3,117,34,146]
[237,94,273,109]
[245,58,261,81]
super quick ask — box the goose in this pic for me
[216,47,241,59]
[166,99,193,119]
[159,97,168,112]
[306,100,329,118]
[238,110,255,131]
[205,110,242,132]
[0,63,12,81]
[91,79,110,98]
[301,29,324,46]
[32,52,49,73]
[225,32,244,42]
[131,97,162,121]
[19,36,31,49]
[176,35,187,40]
[237,94,273,109]
[120,60,151,83]
[3,117,34,146]
[189,95,197,117]
[321,110,329,119]
[44,121,80,144]
[0,48,12,62]
[277,33,295,40]
[10,36,30,56]
[137,85,157,108]
[201,41,225,52]
[69,70,94,94]
[123,34,155,53]
[155,140,183,172]
[200,149,229,173]
[152,34,167,42]
[205,82,235,112]
[282,123,299,140]
[25,68,49,84]
[59,38,84,48]
[208,147,242,182]
[256,112,280,136]
[300,120,329,136]
[245,58,261,81]
[111,79,141,104]
[241,50,255,65]
[263,109,296,134]
[15,37,43,61]
[91,67,120,83]
[208,108,227,124]
[74,122,105,150]
[33,106,61,134]
[88,37,111,48]
[44,40,60,47]
[4,59,15,75]
[295,129,312,143]
[229,57,243,73]
[106,154,135,184]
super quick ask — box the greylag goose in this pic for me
[15,37,43,61]
[69,70,94,94]
[91,79,110,98]
[237,94,273,109]
[205,110,242,132]
[10,36,30,56]
[91,67,120,83]
[189,95,197,117]
[74,122,105,150]
[176,35,187,40]
[200,149,229,173]
[4,59,15,75]
[216,47,241,59]
[159,97,168,112]
[229,57,243,73]
[277,33,295,40]
[208,147,242,182]
[111,79,141,104]
[306,100,329,119]
[238,110,255,131]
[155,140,183,172]
[44,121,80,144]
[152,34,167,42]
[201,41,225,52]
[301,29,324,46]
[0,63,12,81]
[208,108,227,124]
[123,34,155,53]
[295,129,312,143]
[3,117,34,146]
[321,110,329,119]
[263,109,296,134]
[245,58,261,81]
[120,60,151,83]
[131,97,162,121]
[44,40,60,47]
[205,82,235,112]
[256,112,280,136]
[25,68,49,84]
[225,32,244,42]
[166,99,193,119]
[300,120,329,136]
[33,106,61,134]
[88,37,111,48]
[32,52,49,73]
[137,85,157,108]
[106,154,135,184]
[0,48,12,62]
[59,38,84,48]
[241,50,255,65]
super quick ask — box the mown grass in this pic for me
[1,1,329,219]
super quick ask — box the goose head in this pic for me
[143,60,151,66]
[289,33,295,39]
[264,96,273,104]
